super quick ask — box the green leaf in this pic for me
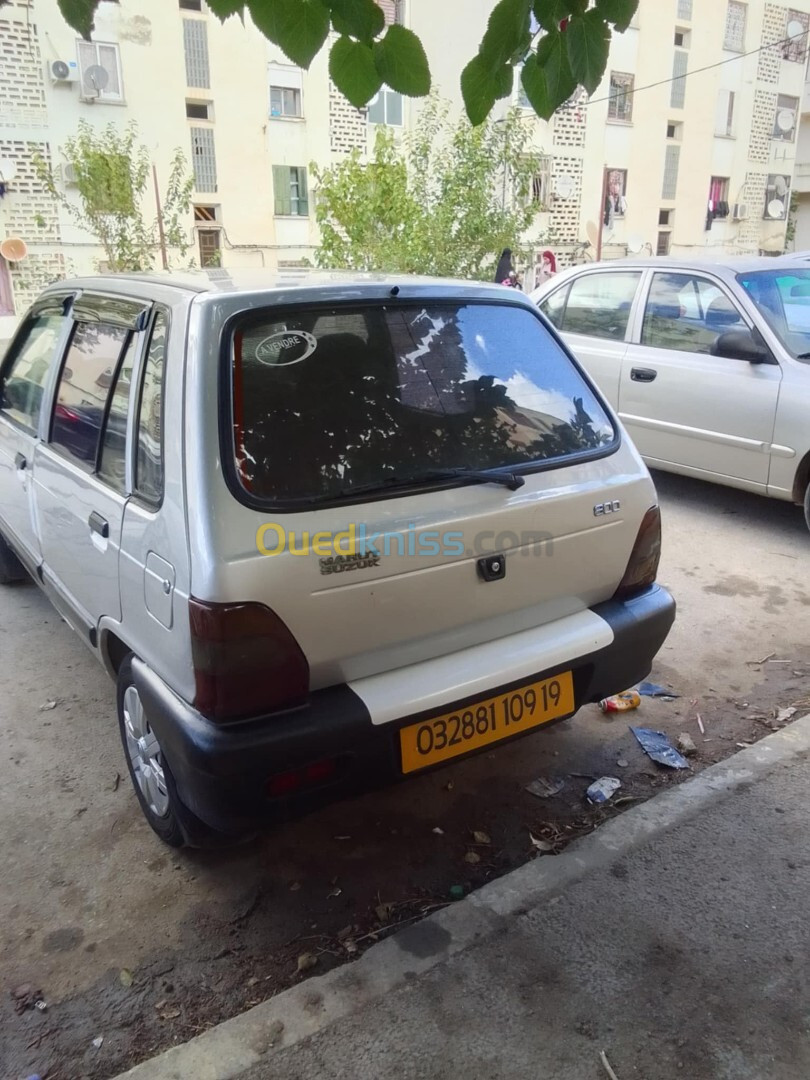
[330,36,382,107]
[595,0,638,32]
[533,0,574,32]
[206,0,245,18]
[566,9,610,96]
[57,0,98,39]
[461,54,498,125]
[494,64,514,100]
[480,0,532,71]
[248,0,330,68]
[373,25,431,96]
[520,54,553,118]
[329,0,385,42]
[534,26,576,106]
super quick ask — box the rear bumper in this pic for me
[133,585,676,833]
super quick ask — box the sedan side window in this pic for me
[537,284,570,329]
[642,272,747,354]
[135,309,168,505]
[0,313,64,434]
[559,272,641,341]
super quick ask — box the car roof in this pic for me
[559,255,786,274]
[40,268,522,303]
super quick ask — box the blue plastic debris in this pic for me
[638,681,680,698]
[586,776,622,804]
[630,726,690,769]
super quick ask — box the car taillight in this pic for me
[266,757,338,798]
[189,598,309,722]
[613,505,662,601]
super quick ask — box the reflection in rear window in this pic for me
[230,303,616,503]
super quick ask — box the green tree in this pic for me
[42,0,638,125]
[34,121,193,273]
[312,98,542,279]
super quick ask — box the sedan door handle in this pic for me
[14,452,26,470]
[88,511,109,539]
[630,367,658,383]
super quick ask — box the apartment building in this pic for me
[1,0,810,341]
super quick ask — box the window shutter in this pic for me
[662,145,681,199]
[191,127,217,192]
[297,168,309,216]
[183,19,210,88]
[670,51,687,108]
[273,165,291,215]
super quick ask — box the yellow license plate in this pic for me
[399,671,575,774]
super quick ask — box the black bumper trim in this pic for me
[133,584,675,833]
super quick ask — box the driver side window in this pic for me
[642,272,746,354]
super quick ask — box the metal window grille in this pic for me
[661,145,680,199]
[191,126,217,192]
[783,9,809,62]
[183,19,210,89]
[670,51,688,108]
[607,72,633,121]
[77,40,123,100]
[677,0,692,19]
[656,232,672,256]
[724,1,746,52]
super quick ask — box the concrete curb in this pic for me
[114,714,810,1080]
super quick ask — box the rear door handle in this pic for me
[14,452,26,470]
[88,511,109,539]
[630,367,658,383]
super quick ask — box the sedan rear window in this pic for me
[229,302,616,504]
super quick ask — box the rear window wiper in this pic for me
[335,468,525,499]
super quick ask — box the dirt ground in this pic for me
[2,470,809,1080]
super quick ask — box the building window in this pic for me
[270,86,302,118]
[183,18,210,88]
[708,177,730,222]
[666,121,683,139]
[658,209,673,226]
[198,229,221,267]
[724,1,746,52]
[186,100,211,119]
[77,40,124,102]
[783,10,809,62]
[394,0,406,24]
[273,165,309,216]
[530,156,552,208]
[764,174,791,219]
[194,205,218,222]
[662,144,680,199]
[715,89,735,136]
[607,72,633,122]
[677,0,692,19]
[773,94,799,141]
[179,0,202,8]
[191,126,217,192]
[674,28,691,47]
[670,51,687,108]
[656,231,671,256]
[0,257,13,316]
[368,89,403,125]
[606,169,628,217]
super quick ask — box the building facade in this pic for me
[1,0,810,342]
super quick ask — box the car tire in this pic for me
[805,482,810,533]
[0,531,27,585]
[117,655,219,848]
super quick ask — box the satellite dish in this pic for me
[767,199,786,219]
[627,235,644,254]
[554,173,575,199]
[83,64,109,94]
[0,236,28,262]
[787,18,805,39]
[585,220,599,246]
[776,109,795,132]
[0,158,17,182]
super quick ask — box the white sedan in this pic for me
[531,257,810,531]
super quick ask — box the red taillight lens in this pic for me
[613,505,662,601]
[266,758,337,798]
[189,598,309,722]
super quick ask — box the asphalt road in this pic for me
[2,470,809,1079]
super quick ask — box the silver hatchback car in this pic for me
[0,271,674,845]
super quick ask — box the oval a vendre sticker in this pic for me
[255,330,317,367]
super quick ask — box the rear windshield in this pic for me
[229,302,616,504]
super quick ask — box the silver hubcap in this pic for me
[123,685,170,818]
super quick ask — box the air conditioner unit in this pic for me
[61,162,79,185]
[732,203,748,221]
[48,59,79,83]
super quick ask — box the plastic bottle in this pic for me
[599,689,641,714]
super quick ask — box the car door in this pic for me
[33,294,149,637]
[536,269,643,407]
[619,270,782,487]
[0,296,72,571]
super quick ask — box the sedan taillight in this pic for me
[613,505,662,601]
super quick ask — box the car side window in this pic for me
[537,284,570,329]
[97,335,136,494]
[642,272,747,354]
[0,312,64,434]
[559,272,641,341]
[135,310,167,505]
[51,321,130,470]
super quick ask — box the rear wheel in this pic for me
[0,532,27,584]
[117,656,218,848]
[804,482,810,533]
